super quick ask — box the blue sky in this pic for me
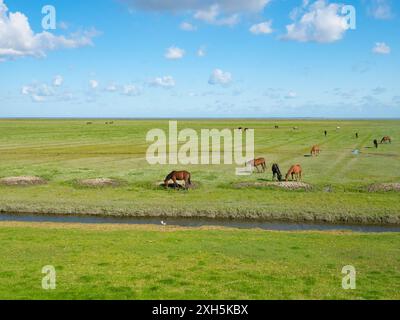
[0,0,398,118]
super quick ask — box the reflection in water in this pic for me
[1,213,399,233]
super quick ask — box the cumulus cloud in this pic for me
[121,0,270,13]
[149,76,176,88]
[180,22,197,31]
[366,0,393,20]
[197,47,206,57]
[165,46,185,59]
[122,84,142,96]
[89,80,99,89]
[0,0,98,61]
[208,69,232,86]
[53,75,64,87]
[105,83,118,92]
[21,83,55,102]
[373,42,391,54]
[372,86,386,95]
[283,0,349,43]
[121,0,270,26]
[194,5,239,26]
[249,21,273,35]
[285,91,298,99]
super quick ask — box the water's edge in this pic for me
[1,213,400,233]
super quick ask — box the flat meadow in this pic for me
[0,119,399,300]
[0,222,399,300]
[0,119,399,223]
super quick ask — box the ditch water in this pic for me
[1,213,400,233]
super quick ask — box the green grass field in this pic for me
[0,222,399,300]
[1,119,399,300]
[0,119,399,223]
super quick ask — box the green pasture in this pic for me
[0,119,399,223]
[0,222,399,300]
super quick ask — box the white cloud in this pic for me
[283,0,349,43]
[165,46,185,60]
[105,83,118,92]
[58,21,69,30]
[249,20,273,35]
[285,91,298,99]
[180,22,197,31]
[21,83,55,103]
[366,0,393,20]
[122,0,270,13]
[194,4,240,26]
[372,86,386,95]
[197,46,206,57]
[89,80,99,89]
[372,42,391,54]
[53,75,64,87]
[122,0,271,26]
[122,84,142,96]
[208,69,232,86]
[149,76,176,88]
[0,0,98,61]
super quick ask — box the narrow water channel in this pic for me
[1,213,399,233]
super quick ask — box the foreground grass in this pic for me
[0,222,399,300]
[0,119,399,223]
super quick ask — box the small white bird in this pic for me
[161,220,167,226]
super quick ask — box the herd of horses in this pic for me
[164,131,393,190]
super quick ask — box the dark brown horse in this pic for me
[247,158,267,173]
[381,136,392,144]
[285,164,302,181]
[164,171,191,189]
[272,163,283,181]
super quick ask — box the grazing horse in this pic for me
[381,136,391,144]
[373,139,379,148]
[285,164,302,181]
[275,125,279,129]
[164,171,191,189]
[310,145,321,156]
[272,163,283,181]
[324,130,327,137]
[247,158,267,173]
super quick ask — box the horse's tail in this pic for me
[187,173,191,185]
[276,165,282,177]
[275,164,283,181]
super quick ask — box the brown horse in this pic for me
[285,164,302,181]
[381,136,392,144]
[310,145,321,156]
[247,158,267,173]
[164,171,191,189]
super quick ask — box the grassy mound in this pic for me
[368,183,400,192]
[0,176,46,186]
[78,178,121,187]
[234,181,312,190]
